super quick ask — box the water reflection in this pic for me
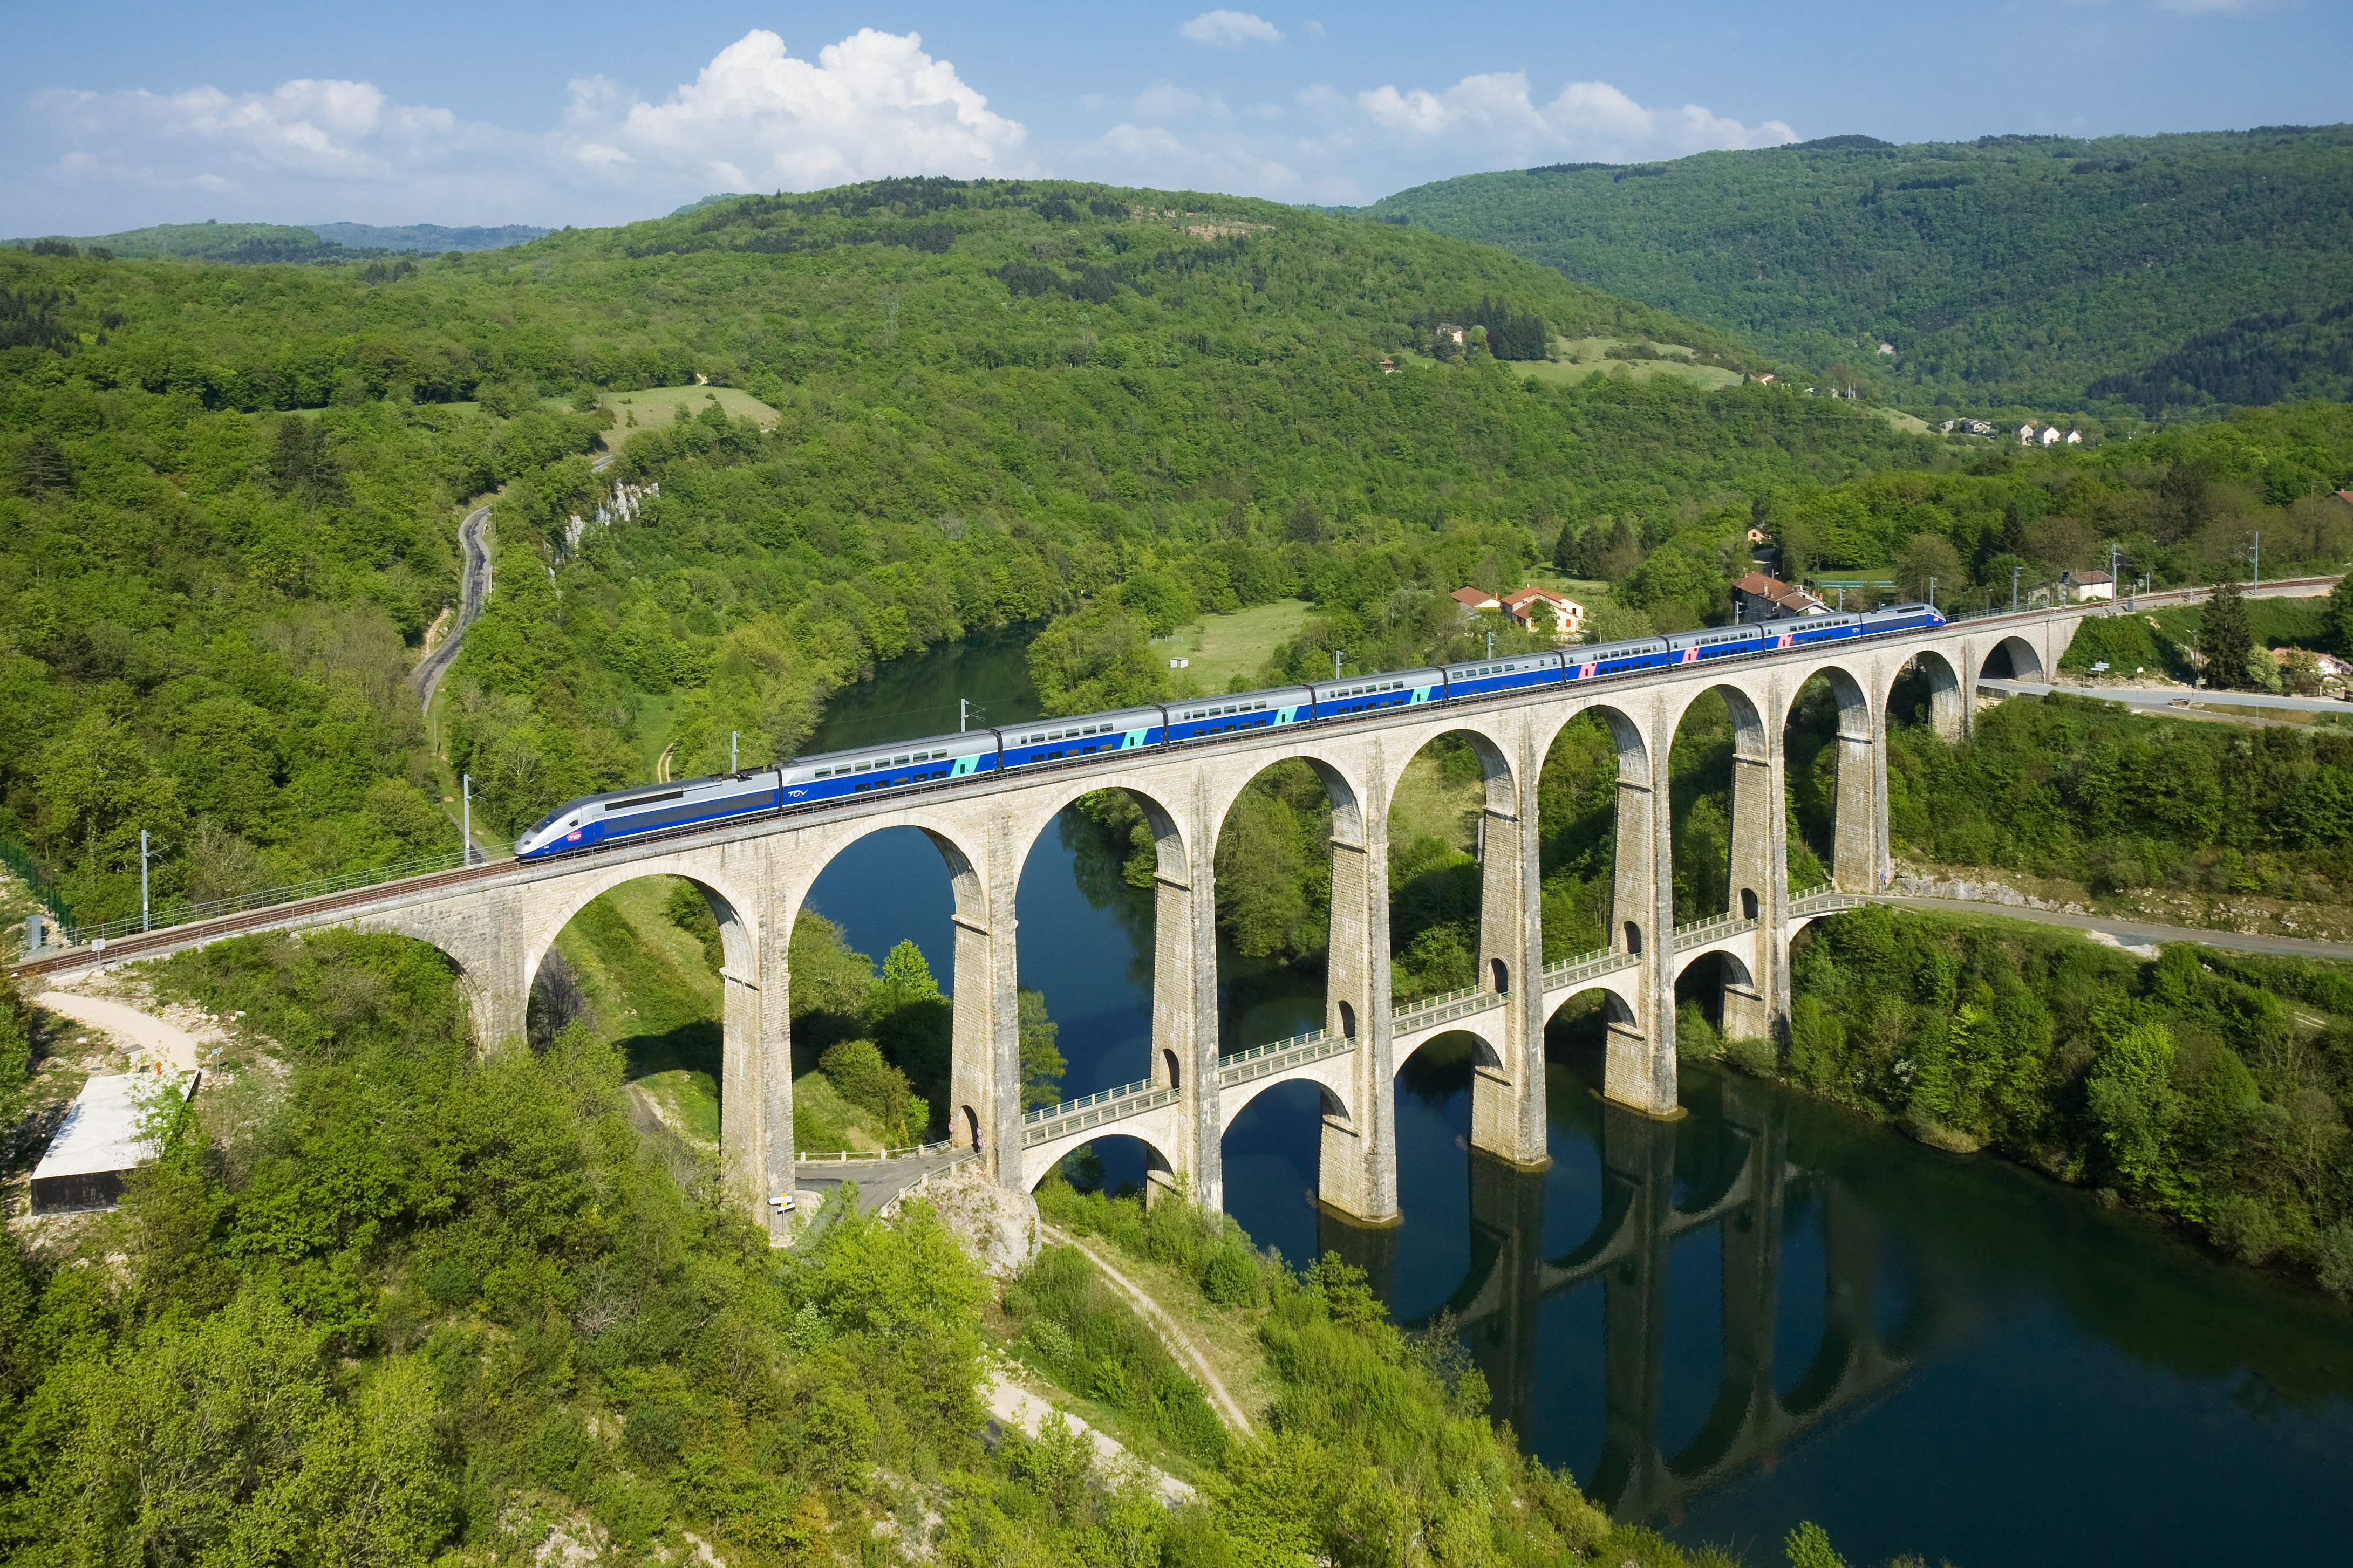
[1408,1078,1924,1521]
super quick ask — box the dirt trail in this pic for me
[35,989,209,1070]
[983,1376,1196,1506]
[1040,1222,1254,1436]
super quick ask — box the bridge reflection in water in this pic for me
[1313,1069,1949,1522]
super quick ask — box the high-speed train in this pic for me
[515,602,1944,859]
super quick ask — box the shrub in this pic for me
[2209,1193,2286,1265]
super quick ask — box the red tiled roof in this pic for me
[1450,587,1499,608]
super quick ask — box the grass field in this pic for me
[1524,337,1744,390]
[599,384,781,448]
[548,876,723,1144]
[1387,745,1483,857]
[1154,598,1313,691]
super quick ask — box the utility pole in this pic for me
[1334,650,1346,682]
[960,699,969,734]
[140,828,150,933]
[1485,629,1495,660]
[731,731,739,772]
[2012,565,2021,610]
[2245,530,2260,588]
[2109,544,2122,615]
[462,774,472,867]
[1927,576,1937,611]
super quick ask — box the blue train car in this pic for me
[1561,637,1672,683]
[1440,652,1564,701]
[780,730,995,807]
[1667,625,1766,666]
[1311,668,1443,720]
[517,770,781,859]
[998,705,1165,770]
[1752,611,1865,651]
[1165,687,1313,743]
[1859,602,1947,635]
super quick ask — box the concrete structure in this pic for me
[10,604,2130,1241]
[30,1069,197,1213]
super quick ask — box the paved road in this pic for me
[410,455,611,710]
[411,503,493,707]
[1876,895,2353,961]
[1980,679,2352,717]
[794,1147,974,1215]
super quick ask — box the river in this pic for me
[795,629,2353,1566]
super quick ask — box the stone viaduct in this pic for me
[25,612,2089,1239]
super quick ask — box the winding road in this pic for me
[410,503,493,707]
[411,454,613,708]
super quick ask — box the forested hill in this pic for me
[6,220,549,264]
[0,176,1955,927]
[1362,125,2353,419]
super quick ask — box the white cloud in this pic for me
[1060,65,1793,204]
[574,29,1028,192]
[1179,11,1284,49]
[1346,71,1792,161]
[12,29,1032,231]
[34,76,481,185]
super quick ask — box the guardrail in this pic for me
[1021,1078,1178,1147]
[50,840,515,947]
[1219,1029,1352,1087]
[1672,912,1761,951]
[1541,946,1639,989]
[1392,987,1504,1036]
[796,1138,961,1163]
[1789,887,1868,917]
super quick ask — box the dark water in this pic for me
[801,631,2353,1567]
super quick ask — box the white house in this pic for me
[2040,426,2063,447]
[2063,569,2115,604]
[2065,429,2083,445]
[1501,585,1586,636]
[2017,423,2037,445]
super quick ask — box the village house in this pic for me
[1448,586,1502,615]
[1732,571,1827,621]
[2063,569,2115,604]
[1500,585,1586,637]
[1434,323,1467,346]
[2017,423,2037,445]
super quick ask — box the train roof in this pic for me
[1310,667,1445,699]
[1168,687,1311,720]
[785,730,993,773]
[1573,636,1669,659]
[1436,651,1563,675]
[1000,706,1165,744]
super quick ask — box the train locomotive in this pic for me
[514,602,1944,860]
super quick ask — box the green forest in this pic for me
[1363,125,2353,417]
[1720,905,2353,1294]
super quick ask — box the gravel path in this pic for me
[34,990,206,1070]
[1041,1222,1255,1436]
[982,1378,1196,1506]
[1874,895,2353,961]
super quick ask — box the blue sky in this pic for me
[5,1,2342,235]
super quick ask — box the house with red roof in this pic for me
[1732,571,1826,622]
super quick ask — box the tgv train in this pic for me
[515,602,1945,859]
